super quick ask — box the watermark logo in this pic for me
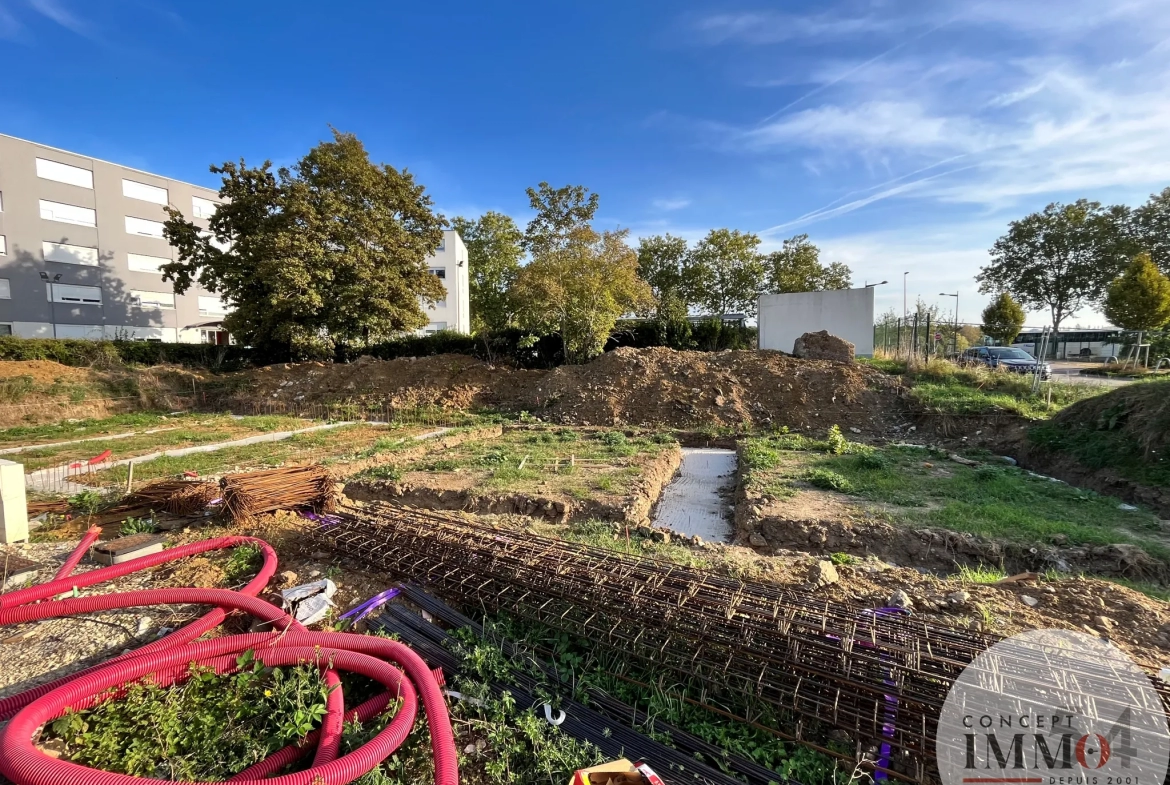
[938,630,1169,785]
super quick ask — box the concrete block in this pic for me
[0,459,29,544]
[92,534,166,565]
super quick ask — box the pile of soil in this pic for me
[1019,380,1170,515]
[237,347,905,431]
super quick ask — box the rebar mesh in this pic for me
[309,503,1170,783]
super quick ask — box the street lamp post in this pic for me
[903,272,909,320]
[39,272,62,338]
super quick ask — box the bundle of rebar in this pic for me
[221,466,336,522]
[310,503,1170,784]
[123,480,220,516]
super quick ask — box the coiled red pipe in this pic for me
[0,533,458,785]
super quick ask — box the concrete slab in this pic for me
[652,448,735,543]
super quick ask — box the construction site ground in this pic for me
[3,350,1170,783]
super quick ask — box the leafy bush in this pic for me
[740,439,783,470]
[0,337,254,371]
[826,425,849,455]
[119,516,156,535]
[46,651,329,781]
[597,431,628,447]
[804,468,854,493]
[854,451,889,470]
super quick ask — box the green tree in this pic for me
[682,229,766,317]
[521,182,600,256]
[764,234,852,293]
[162,130,445,355]
[636,234,690,303]
[511,227,655,363]
[451,211,524,333]
[1133,187,1170,274]
[976,200,1132,339]
[980,292,1027,345]
[1104,253,1170,331]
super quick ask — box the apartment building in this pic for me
[422,230,471,334]
[0,133,231,343]
[0,132,470,342]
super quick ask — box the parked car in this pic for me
[960,346,1052,379]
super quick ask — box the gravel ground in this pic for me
[0,541,203,701]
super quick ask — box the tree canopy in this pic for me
[162,129,445,354]
[511,227,655,363]
[1133,187,1170,275]
[980,292,1027,345]
[976,200,1131,335]
[1103,253,1170,331]
[636,234,690,302]
[451,211,523,333]
[521,182,599,257]
[764,234,852,293]
[682,229,766,318]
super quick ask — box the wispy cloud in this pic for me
[688,9,912,46]
[0,5,24,40]
[651,197,691,211]
[26,0,97,39]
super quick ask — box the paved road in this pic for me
[1047,361,1133,388]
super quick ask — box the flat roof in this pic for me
[0,132,219,195]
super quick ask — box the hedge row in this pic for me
[0,319,759,373]
[0,337,254,371]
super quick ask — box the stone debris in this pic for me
[1020,594,1039,607]
[792,331,855,363]
[808,560,839,588]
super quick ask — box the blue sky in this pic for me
[3,0,1168,326]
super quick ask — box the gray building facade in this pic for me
[0,133,229,343]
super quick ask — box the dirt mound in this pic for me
[1044,379,1170,458]
[793,330,854,362]
[1020,380,1170,514]
[240,347,904,431]
[0,360,92,384]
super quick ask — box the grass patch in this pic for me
[742,435,1170,566]
[956,564,1008,584]
[87,424,406,485]
[398,428,672,499]
[868,357,1108,418]
[0,411,180,446]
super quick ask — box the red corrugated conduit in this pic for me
[0,533,458,785]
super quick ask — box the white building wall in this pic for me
[419,230,471,334]
[758,288,875,357]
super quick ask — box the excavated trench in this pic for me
[650,448,736,543]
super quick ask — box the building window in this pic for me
[198,295,229,316]
[424,322,447,334]
[125,216,166,238]
[43,241,99,266]
[40,199,96,227]
[0,192,4,211]
[200,328,230,345]
[430,267,446,279]
[36,158,93,189]
[0,235,5,255]
[0,324,11,336]
[127,253,170,273]
[122,179,168,205]
[49,283,102,305]
[437,238,445,251]
[192,196,217,219]
[0,279,10,299]
[197,228,231,252]
[131,290,175,309]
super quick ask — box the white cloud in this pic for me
[26,0,92,36]
[689,9,910,46]
[651,197,691,211]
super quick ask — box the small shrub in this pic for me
[119,516,156,536]
[741,440,782,470]
[360,465,403,482]
[598,431,627,447]
[804,468,854,493]
[826,425,849,456]
[855,451,889,470]
[650,431,677,444]
[477,449,509,466]
[829,552,855,566]
[68,489,105,515]
[223,544,263,584]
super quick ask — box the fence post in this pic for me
[924,314,932,360]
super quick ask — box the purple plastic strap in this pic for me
[339,587,402,623]
[863,606,910,780]
[298,510,343,527]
